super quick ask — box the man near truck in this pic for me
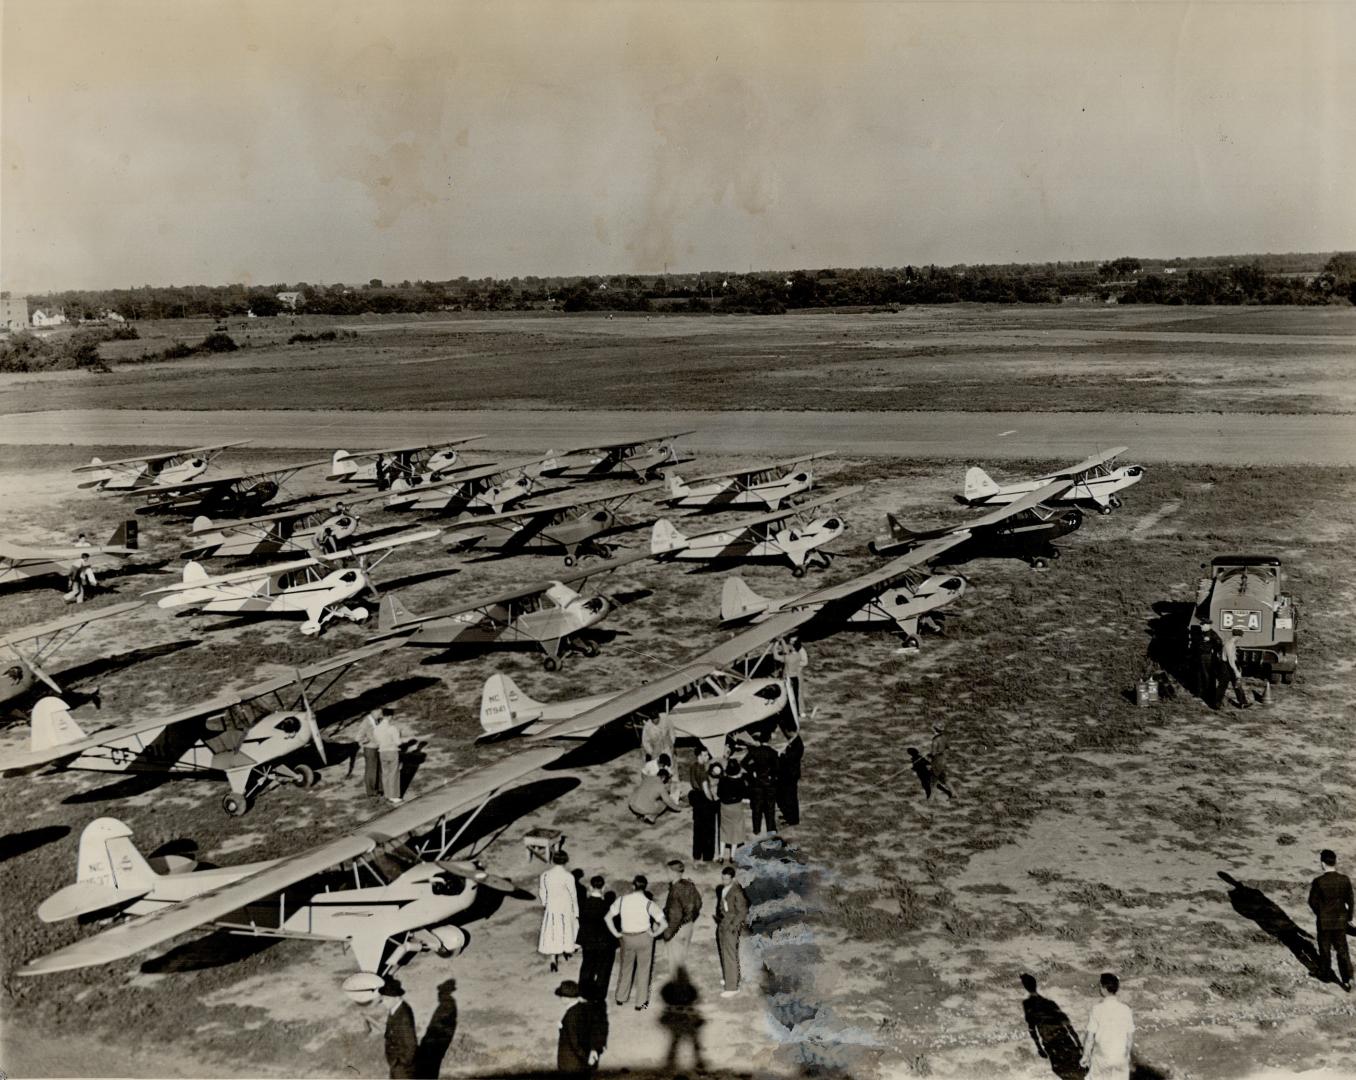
[1221,628,1251,709]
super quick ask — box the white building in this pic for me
[276,291,303,310]
[0,293,27,331]
[31,308,68,327]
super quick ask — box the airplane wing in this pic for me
[0,640,405,776]
[373,549,652,635]
[0,601,146,651]
[336,437,486,461]
[71,442,251,473]
[143,557,319,595]
[402,455,549,494]
[0,540,138,563]
[190,488,393,534]
[677,452,836,486]
[324,528,442,560]
[667,487,862,543]
[16,747,566,975]
[115,458,329,499]
[1041,447,1129,480]
[444,486,665,532]
[768,537,968,610]
[960,480,1073,530]
[558,431,697,455]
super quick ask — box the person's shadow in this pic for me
[1019,975,1085,1080]
[907,747,932,800]
[1217,871,1324,979]
[658,967,708,1075]
[415,977,458,1078]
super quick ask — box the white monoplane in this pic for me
[73,441,251,492]
[544,432,695,484]
[18,748,568,988]
[444,487,661,565]
[388,456,550,514]
[957,447,1144,515]
[650,488,861,576]
[1,640,402,815]
[327,437,486,487]
[147,530,440,636]
[2,601,146,714]
[184,490,393,561]
[120,458,329,517]
[663,452,835,512]
[0,522,139,590]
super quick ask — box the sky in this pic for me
[2,0,1353,291]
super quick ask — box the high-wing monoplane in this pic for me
[327,437,486,487]
[2,601,145,714]
[184,489,394,561]
[1,640,402,815]
[0,522,139,590]
[719,536,968,648]
[73,441,250,492]
[374,553,649,669]
[544,432,695,484]
[147,529,440,635]
[387,456,550,514]
[663,452,834,512]
[444,487,661,565]
[870,482,1080,570]
[18,748,567,987]
[957,447,1144,514]
[119,458,329,517]
[650,488,861,576]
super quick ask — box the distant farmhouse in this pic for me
[0,293,27,331]
[31,308,68,328]
[276,291,303,310]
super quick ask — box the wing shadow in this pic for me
[376,566,462,593]
[140,929,283,973]
[0,824,71,864]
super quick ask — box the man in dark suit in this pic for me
[576,875,618,1002]
[743,730,780,837]
[1309,849,1354,991]
[713,865,749,998]
[381,981,418,1079]
[776,730,804,826]
[556,979,608,1075]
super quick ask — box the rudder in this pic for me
[963,466,1000,503]
[30,697,88,752]
[651,519,686,555]
[720,576,771,623]
[109,520,139,550]
[76,817,158,891]
[480,673,541,733]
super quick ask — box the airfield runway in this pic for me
[3,408,1355,465]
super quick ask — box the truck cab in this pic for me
[1189,556,1297,683]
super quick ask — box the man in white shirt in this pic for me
[374,706,403,805]
[607,875,667,1010]
[357,708,383,797]
[1081,972,1134,1080]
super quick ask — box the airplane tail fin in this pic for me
[30,696,88,752]
[328,449,356,480]
[190,515,216,534]
[651,519,686,555]
[108,520,139,550]
[886,513,918,543]
[182,560,211,586]
[479,673,541,735]
[78,818,159,890]
[720,576,772,623]
[89,456,104,467]
[666,474,689,498]
[379,592,416,632]
[962,466,1000,504]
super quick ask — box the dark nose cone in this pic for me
[824,517,842,530]
[1126,465,1144,477]
[584,597,606,615]
[943,577,965,591]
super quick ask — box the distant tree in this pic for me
[248,294,282,317]
[369,278,384,288]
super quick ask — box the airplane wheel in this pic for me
[1100,505,1114,516]
[294,763,317,788]
[791,566,806,578]
[564,555,576,567]
[1111,496,1123,509]
[654,471,666,482]
[582,640,600,657]
[1032,557,1049,571]
[222,793,248,817]
[544,656,560,672]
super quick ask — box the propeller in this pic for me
[293,667,326,766]
[436,859,516,893]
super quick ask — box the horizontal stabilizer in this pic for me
[38,880,151,924]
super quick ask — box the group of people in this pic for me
[1021,971,1134,1080]
[357,705,406,805]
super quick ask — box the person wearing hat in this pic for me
[607,875,668,1010]
[374,706,404,804]
[928,722,954,800]
[357,708,384,797]
[556,978,608,1075]
[538,849,580,975]
[380,980,418,1080]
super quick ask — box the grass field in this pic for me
[2,305,1355,417]
[2,441,1354,1079]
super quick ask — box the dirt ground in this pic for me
[1,431,1354,1079]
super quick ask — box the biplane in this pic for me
[719,536,968,648]
[523,611,810,750]
[543,431,695,484]
[0,522,139,589]
[184,490,392,561]
[373,552,649,669]
[18,748,568,988]
[387,456,549,514]
[72,441,250,492]
[1,640,402,815]
[327,437,486,487]
[147,529,440,636]
[957,447,1144,515]
[118,458,329,517]
[650,487,861,576]
[2,601,145,714]
[870,481,1081,570]
[663,452,834,512]
[444,487,661,565]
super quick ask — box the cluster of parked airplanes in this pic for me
[0,432,1142,997]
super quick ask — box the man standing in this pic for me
[929,722,954,800]
[556,979,608,1076]
[713,865,749,999]
[641,712,676,767]
[661,860,702,975]
[743,730,780,838]
[607,875,667,1011]
[381,981,418,1080]
[1222,628,1251,709]
[357,708,383,797]
[776,636,808,720]
[1308,849,1354,991]
[776,728,804,828]
[1080,972,1133,1080]
[375,706,403,805]
[577,876,617,1002]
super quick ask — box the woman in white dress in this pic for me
[538,849,579,974]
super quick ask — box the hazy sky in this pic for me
[3,1,1352,290]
